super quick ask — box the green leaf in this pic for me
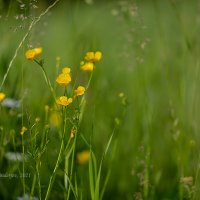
[89,150,95,200]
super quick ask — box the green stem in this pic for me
[44,108,68,200]
[144,148,150,200]
[86,71,93,91]
[66,134,77,200]
[30,173,36,200]
[192,153,200,200]
[65,71,93,199]
[22,136,25,196]
[44,138,64,200]
[12,134,24,190]
[36,161,42,200]
[81,71,93,101]
[34,60,57,103]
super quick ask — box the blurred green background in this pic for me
[1,0,200,199]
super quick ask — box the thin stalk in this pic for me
[30,173,36,200]
[44,107,68,200]
[44,137,65,200]
[86,71,93,90]
[65,72,93,199]
[22,135,25,196]
[193,153,200,200]
[179,166,184,200]
[64,156,69,199]
[66,134,77,200]
[144,147,150,200]
[0,0,61,91]
[36,161,42,200]
[30,162,41,200]
[100,138,118,200]
[41,66,57,102]
[12,134,24,188]
[34,60,57,103]
[79,71,93,106]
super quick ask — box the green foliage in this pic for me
[0,0,200,199]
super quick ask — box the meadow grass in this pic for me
[0,0,200,199]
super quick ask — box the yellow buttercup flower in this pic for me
[84,52,95,62]
[0,92,6,103]
[74,86,85,97]
[81,62,94,71]
[94,51,102,62]
[25,50,35,60]
[81,51,102,71]
[77,150,90,165]
[34,48,42,55]
[56,96,73,107]
[20,126,27,136]
[25,47,42,60]
[62,67,71,74]
[56,73,71,86]
[84,51,102,62]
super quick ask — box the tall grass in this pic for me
[0,0,200,199]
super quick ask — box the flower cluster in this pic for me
[80,51,102,71]
[25,47,42,60]
[55,67,86,107]
[55,51,102,107]
[56,67,71,86]
[25,48,103,108]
